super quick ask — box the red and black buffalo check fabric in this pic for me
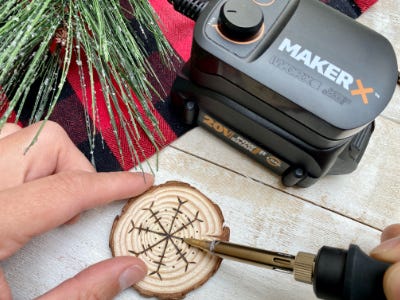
[8,0,377,172]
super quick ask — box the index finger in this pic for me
[0,170,154,260]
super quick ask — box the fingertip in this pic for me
[384,262,400,300]
[143,172,155,187]
[38,256,148,300]
[119,258,148,290]
[131,172,154,185]
[382,224,400,242]
[127,172,155,193]
[370,237,400,262]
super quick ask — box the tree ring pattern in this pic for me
[110,181,230,299]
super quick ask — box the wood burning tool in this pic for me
[184,238,390,300]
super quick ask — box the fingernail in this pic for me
[131,172,154,184]
[143,172,154,182]
[384,264,400,300]
[119,265,147,290]
[371,237,400,256]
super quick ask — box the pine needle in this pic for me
[0,0,175,169]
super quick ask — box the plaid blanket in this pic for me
[14,0,377,172]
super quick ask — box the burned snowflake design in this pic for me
[110,182,229,299]
[127,197,204,280]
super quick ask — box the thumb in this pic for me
[37,257,147,300]
[383,262,400,300]
[371,235,400,300]
[370,237,400,263]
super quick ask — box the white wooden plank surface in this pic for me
[171,0,400,232]
[172,116,400,230]
[1,2,399,300]
[1,147,381,299]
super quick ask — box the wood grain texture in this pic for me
[1,147,381,299]
[110,181,230,299]
[172,115,400,230]
[170,2,400,232]
[1,3,399,300]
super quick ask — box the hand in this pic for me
[0,121,154,299]
[371,224,400,300]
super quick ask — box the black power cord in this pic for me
[168,0,208,21]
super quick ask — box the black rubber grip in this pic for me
[313,245,390,300]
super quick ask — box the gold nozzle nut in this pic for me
[294,252,316,284]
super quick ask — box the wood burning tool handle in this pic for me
[313,244,390,300]
[184,238,391,299]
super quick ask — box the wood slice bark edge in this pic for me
[109,181,230,299]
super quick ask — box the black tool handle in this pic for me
[313,244,390,300]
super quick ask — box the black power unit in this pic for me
[171,0,398,187]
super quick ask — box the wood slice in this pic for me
[110,181,230,299]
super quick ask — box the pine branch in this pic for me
[0,0,175,169]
